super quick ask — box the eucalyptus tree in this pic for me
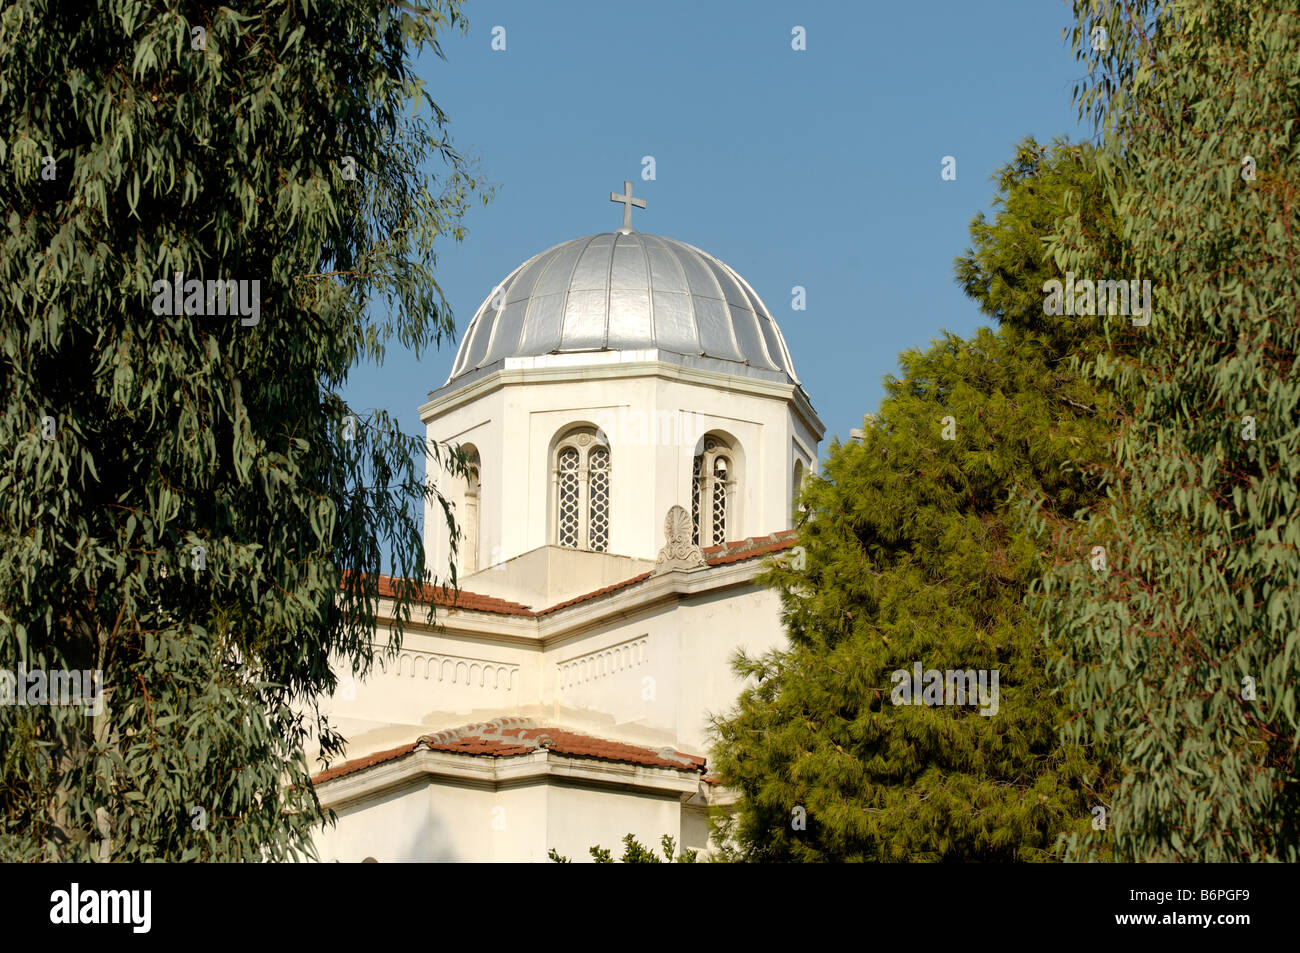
[0,1,485,859]
[1037,0,1300,861]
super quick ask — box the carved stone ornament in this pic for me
[577,433,591,447]
[653,505,707,574]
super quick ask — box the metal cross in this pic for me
[609,180,646,232]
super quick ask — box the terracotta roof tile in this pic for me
[342,530,797,619]
[312,741,419,785]
[535,572,653,616]
[311,718,705,786]
[702,529,799,566]
[342,572,535,615]
[533,531,798,615]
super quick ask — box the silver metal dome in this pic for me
[445,232,800,385]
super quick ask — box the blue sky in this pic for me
[344,0,1091,456]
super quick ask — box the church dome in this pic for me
[445,232,800,385]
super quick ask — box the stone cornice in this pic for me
[315,746,701,812]
[417,356,820,431]
[369,556,768,650]
[535,559,763,646]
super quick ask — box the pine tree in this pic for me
[549,834,698,864]
[0,1,484,859]
[710,142,1122,861]
[1035,0,1300,861]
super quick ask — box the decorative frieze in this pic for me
[384,648,518,692]
[557,635,648,689]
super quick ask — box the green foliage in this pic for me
[0,1,486,859]
[548,834,698,864]
[710,142,1120,861]
[1035,0,1300,861]
[955,138,1128,357]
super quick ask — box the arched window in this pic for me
[463,447,481,573]
[692,436,734,547]
[553,428,611,552]
[792,459,805,518]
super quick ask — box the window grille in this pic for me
[553,430,611,551]
[711,456,728,545]
[692,436,734,546]
[557,446,580,548]
[588,446,610,552]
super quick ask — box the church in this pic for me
[307,183,824,862]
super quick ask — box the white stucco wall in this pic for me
[309,567,789,768]
[420,354,821,581]
[306,348,820,863]
[313,771,700,863]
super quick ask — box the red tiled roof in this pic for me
[343,572,534,616]
[536,571,653,616]
[534,531,800,614]
[702,529,799,566]
[312,741,419,785]
[311,717,706,785]
[345,529,798,619]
